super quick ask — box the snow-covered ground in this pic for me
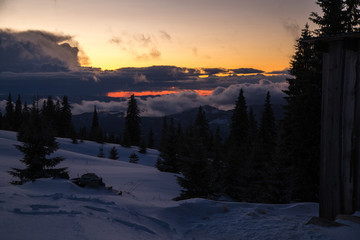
[0,130,359,240]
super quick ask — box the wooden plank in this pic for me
[354,41,360,211]
[341,48,357,214]
[320,49,330,219]
[320,41,344,220]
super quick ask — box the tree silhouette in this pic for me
[4,93,14,130]
[123,94,141,147]
[109,146,119,160]
[8,103,68,185]
[90,106,103,143]
[282,24,322,201]
[13,95,22,131]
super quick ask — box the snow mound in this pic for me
[0,130,359,240]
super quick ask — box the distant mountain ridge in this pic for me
[72,104,284,147]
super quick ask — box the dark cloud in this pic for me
[0,29,86,73]
[202,68,227,75]
[231,68,264,74]
[266,69,290,75]
[0,65,289,99]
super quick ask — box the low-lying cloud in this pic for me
[71,80,288,117]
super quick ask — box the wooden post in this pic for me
[320,36,360,219]
[354,42,360,211]
[320,41,344,220]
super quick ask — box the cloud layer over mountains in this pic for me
[0,29,290,116]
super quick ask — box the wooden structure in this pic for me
[320,33,360,220]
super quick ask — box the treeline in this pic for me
[156,90,287,202]
[0,94,75,139]
[158,0,360,203]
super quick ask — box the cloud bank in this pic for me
[0,29,88,73]
[71,80,288,117]
[0,29,291,116]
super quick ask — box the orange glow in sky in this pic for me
[0,0,320,73]
[108,89,213,98]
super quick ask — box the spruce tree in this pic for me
[156,118,179,173]
[248,92,279,202]
[138,137,147,154]
[310,0,346,35]
[159,116,168,152]
[129,152,139,163]
[123,94,141,147]
[90,106,103,143]
[22,103,30,124]
[282,24,322,201]
[59,96,74,138]
[344,0,360,32]
[97,145,105,158]
[109,146,119,160]
[248,107,258,155]
[229,89,249,147]
[225,88,250,199]
[147,128,154,149]
[8,103,68,185]
[4,93,14,130]
[13,95,22,131]
[176,107,220,200]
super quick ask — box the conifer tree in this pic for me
[258,92,276,157]
[109,146,119,160]
[22,103,30,124]
[42,96,55,120]
[13,95,22,131]
[8,103,68,185]
[159,116,168,152]
[91,105,99,130]
[248,107,258,155]
[108,133,116,144]
[123,94,141,147]
[147,128,154,149]
[225,88,250,199]
[344,0,360,32]
[59,96,74,138]
[129,152,139,163]
[97,145,105,158]
[90,106,103,143]
[310,0,346,35]
[176,107,220,200]
[229,89,249,147]
[282,24,322,201]
[4,93,14,130]
[156,118,179,173]
[248,92,279,202]
[139,137,147,154]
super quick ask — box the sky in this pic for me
[0,0,318,71]
[0,0,320,116]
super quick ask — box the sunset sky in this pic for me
[0,0,321,116]
[0,0,318,72]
